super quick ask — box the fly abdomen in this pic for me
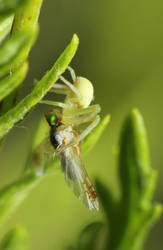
[50,127,60,149]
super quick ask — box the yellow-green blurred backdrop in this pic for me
[0,0,163,249]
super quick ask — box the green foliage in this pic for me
[0,31,30,67]
[0,226,28,250]
[0,15,13,43]
[0,0,43,116]
[95,109,162,250]
[0,0,29,15]
[0,174,40,227]
[70,222,105,250]
[0,62,28,101]
[0,34,79,139]
[0,1,161,249]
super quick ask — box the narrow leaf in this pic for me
[12,0,43,34]
[1,0,43,114]
[131,204,162,250]
[82,115,110,156]
[115,109,162,250]
[0,0,29,15]
[118,109,155,217]
[0,62,28,101]
[0,15,14,44]
[95,179,120,249]
[0,173,40,226]
[75,222,105,250]
[0,30,33,77]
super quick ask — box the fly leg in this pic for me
[60,75,81,98]
[48,66,77,95]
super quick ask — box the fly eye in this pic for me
[47,113,58,126]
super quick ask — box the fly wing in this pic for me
[59,147,99,210]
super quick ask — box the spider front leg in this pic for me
[39,100,68,109]
[67,66,76,82]
[50,83,69,95]
[62,104,101,125]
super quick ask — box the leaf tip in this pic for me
[103,114,111,124]
[131,108,140,116]
[72,33,79,46]
[154,203,163,215]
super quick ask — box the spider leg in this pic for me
[50,83,69,95]
[39,100,69,109]
[63,104,101,125]
[67,66,76,82]
[60,75,81,98]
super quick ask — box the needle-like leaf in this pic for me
[0,62,28,101]
[0,0,29,15]
[0,15,14,43]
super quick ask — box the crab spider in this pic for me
[39,67,101,210]
[40,66,101,146]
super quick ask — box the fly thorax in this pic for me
[51,126,75,150]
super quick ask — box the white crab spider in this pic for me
[40,66,101,210]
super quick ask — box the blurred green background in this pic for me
[0,0,163,249]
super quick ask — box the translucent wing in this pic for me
[59,146,99,210]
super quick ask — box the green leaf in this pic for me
[95,179,119,249]
[88,109,162,250]
[82,115,110,156]
[0,34,79,139]
[0,226,28,250]
[118,109,157,218]
[0,30,34,77]
[0,62,28,101]
[0,173,40,226]
[114,109,162,250]
[131,204,162,250]
[12,0,43,34]
[73,222,105,250]
[0,0,29,15]
[0,15,14,44]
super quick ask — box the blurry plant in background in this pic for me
[0,1,162,250]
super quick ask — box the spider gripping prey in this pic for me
[40,66,101,210]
